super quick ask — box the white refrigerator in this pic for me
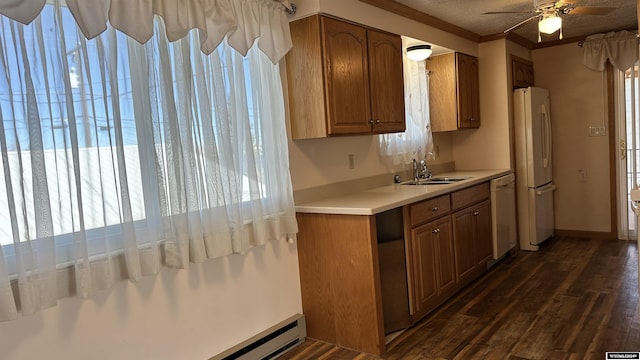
[513,87,556,251]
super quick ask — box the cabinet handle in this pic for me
[432,207,438,212]
[432,228,440,234]
[473,211,480,216]
[469,118,478,122]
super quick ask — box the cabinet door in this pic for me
[456,53,480,129]
[453,207,476,283]
[473,200,493,265]
[321,17,372,135]
[410,221,438,318]
[367,29,405,134]
[434,217,455,295]
[512,58,534,89]
[428,53,457,132]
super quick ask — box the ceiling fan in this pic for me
[484,0,616,41]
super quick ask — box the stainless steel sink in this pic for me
[400,176,472,186]
[429,176,472,182]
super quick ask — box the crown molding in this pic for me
[358,0,481,42]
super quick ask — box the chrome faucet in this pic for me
[412,158,432,182]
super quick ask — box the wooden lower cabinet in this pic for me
[474,200,493,264]
[453,199,492,285]
[295,181,493,355]
[296,212,385,356]
[410,216,454,319]
[408,182,492,323]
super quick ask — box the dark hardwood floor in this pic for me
[280,236,640,359]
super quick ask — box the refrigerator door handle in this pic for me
[535,184,556,196]
[541,103,552,169]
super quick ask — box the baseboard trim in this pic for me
[554,229,617,240]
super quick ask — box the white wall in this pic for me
[0,241,301,359]
[533,43,611,233]
[452,39,512,170]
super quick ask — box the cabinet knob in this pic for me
[432,228,440,234]
[473,211,480,216]
[368,119,375,125]
[375,119,381,124]
[432,207,438,212]
[469,118,478,122]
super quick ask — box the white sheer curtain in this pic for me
[379,43,433,170]
[0,0,293,63]
[583,30,638,72]
[0,0,297,321]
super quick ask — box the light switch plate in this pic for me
[588,126,606,137]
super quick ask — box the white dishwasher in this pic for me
[490,173,517,259]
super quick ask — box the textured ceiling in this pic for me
[394,0,637,43]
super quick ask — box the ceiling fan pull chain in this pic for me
[559,24,563,40]
[538,27,541,43]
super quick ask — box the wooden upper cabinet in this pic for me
[285,15,405,139]
[456,53,480,129]
[367,29,405,134]
[429,52,480,132]
[322,17,372,135]
[512,56,535,89]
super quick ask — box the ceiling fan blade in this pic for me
[567,6,616,15]
[483,11,537,15]
[504,14,541,33]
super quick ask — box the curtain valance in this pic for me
[582,30,639,72]
[0,0,292,63]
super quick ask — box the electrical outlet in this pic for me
[348,154,355,169]
[588,126,606,137]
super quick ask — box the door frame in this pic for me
[607,62,620,240]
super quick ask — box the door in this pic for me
[453,207,475,283]
[411,221,438,318]
[473,200,493,264]
[615,63,640,240]
[456,53,480,129]
[367,29,405,134]
[321,17,372,135]
[525,87,553,188]
[528,184,555,245]
[434,217,455,295]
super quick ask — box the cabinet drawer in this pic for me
[451,182,489,210]
[409,195,451,226]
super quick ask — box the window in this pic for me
[0,0,296,319]
[378,36,434,170]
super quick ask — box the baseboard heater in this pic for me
[211,314,306,360]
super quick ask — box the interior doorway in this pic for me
[614,62,640,240]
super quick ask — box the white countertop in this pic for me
[295,169,513,215]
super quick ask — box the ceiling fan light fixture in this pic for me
[406,44,432,61]
[538,14,562,34]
